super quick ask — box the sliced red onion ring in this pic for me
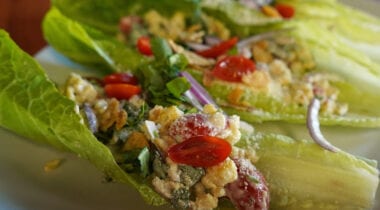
[307,97,339,152]
[180,71,218,109]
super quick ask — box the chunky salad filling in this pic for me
[116,9,349,121]
[63,72,269,210]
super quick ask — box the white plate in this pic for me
[1,1,380,209]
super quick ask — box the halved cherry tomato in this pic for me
[197,37,238,58]
[137,36,153,56]
[103,73,138,85]
[275,4,295,19]
[104,84,141,100]
[168,113,220,142]
[225,158,270,210]
[168,136,232,167]
[211,55,255,82]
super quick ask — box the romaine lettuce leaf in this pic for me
[187,68,380,127]
[237,133,379,209]
[276,0,380,63]
[43,8,145,73]
[0,30,166,206]
[194,3,380,127]
[51,0,201,34]
[200,0,283,37]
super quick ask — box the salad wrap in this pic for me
[42,0,380,127]
[182,0,380,126]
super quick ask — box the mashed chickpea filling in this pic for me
[129,11,349,117]
[63,73,262,210]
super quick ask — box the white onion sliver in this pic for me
[185,42,210,51]
[183,90,203,111]
[180,71,218,107]
[307,98,339,152]
[144,120,158,140]
[204,35,222,46]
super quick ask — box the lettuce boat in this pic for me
[0,29,379,209]
[198,0,380,127]
[41,0,380,128]
[202,0,380,64]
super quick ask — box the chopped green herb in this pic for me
[166,77,191,98]
[151,37,173,61]
[169,53,188,70]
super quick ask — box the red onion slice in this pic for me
[180,71,218,108]
[307,97,339,152]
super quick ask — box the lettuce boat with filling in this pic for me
[42,0,380,127]
[0,30,379,209]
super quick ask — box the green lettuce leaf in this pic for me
[194,2,380,127]
[51,0,201,34]
[237,133,379,209]
[187,68,380,127]
[200,0,283,37]
[43,7,145,72]
[276,0,380,63]
[0,30,166,206]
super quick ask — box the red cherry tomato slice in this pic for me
[104,84,141,100]
[275,4,295,19]
[225,158,270,210]
[137,36,153,56]
[103,73,138,85]
[211,55,255,82]
[168,113,220,142]
[197,37,238,58]
[168,136,232,167]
